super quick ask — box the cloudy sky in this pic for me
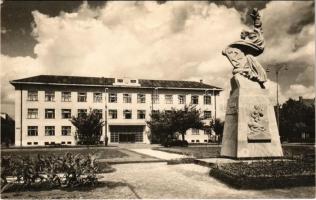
[1,0,315,119]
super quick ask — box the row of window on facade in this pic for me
[27,126,72,136]
[27,109,212,120]
[27,91,212,105]
[27,109,145,119]
[26,141,72,146]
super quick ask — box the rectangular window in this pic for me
[137,110,146,119]
[165,95,173,104]
[191,95,199,104]
[204,95,211,105]
[45,91,55,102]
[204,111,212,119]
[62,91,71,102]
[34,142,38,145]
[123,93,132,103]
[61,109,71,119]
[109,93,117,103]
[78,92,87,102]
[152,94,159,104]
[62,126,71,136]
[192,128,200,135]
[123,110,132,119]
[27,108,38,119]
[130,80,137,83]
[137,93,146,103]
[178,95,186,104]
[45,126,55,136]
[151,110,159,116]
[108,110,117,119]
[27,126,38,136]
[93,92,102,103]
[27,90,38,101]
[78,109,87,117]
[45,109,55,119]
[117,79,123,83]
[94,109,103,119]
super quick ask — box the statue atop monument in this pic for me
[220,8,283,159]
[222,8,267,89]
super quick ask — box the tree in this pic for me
[172,106,204,141]
[146,106,204,143]
[279,98,315,142]
[210,118,224,143]
[70,109,104,145]
[146,110,175,144]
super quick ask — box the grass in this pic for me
[154,144,315,159]
[1,147,128,160]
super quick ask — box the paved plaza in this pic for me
[3,162,315,199]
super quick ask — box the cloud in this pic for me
[1,55,41,103]
[285,84,315,100]
[259,1,314,96]
[1,1,314,119]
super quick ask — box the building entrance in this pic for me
[119,134,136,143]
[109,125,144,143]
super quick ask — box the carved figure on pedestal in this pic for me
[222,8,267,89]
[248,105,266,135]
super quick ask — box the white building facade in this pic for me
[10,75,222,146]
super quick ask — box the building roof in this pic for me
[10,75,222,91]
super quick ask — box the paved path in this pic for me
[129,148,189,160]
[4,163,314,199]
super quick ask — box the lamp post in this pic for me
[267,64,288,130]
[103,77,108,146]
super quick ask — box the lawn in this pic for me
[1,147,128,160]
[154,144,315,159]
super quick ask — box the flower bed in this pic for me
[1,153,115,193]
[209,160,315,189]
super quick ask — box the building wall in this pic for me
[14,84,217,146]
[178,128,211,144]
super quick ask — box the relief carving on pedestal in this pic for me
[247,104,271,142]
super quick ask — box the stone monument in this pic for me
[220,8,283,158]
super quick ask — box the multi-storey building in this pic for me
[10,75,222,146]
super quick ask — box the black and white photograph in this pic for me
[0,0,315,199]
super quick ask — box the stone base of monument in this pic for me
[220,74,283,159]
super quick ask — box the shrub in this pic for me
[163,139,188,147]
[1,153,103,193]
[209,159,315,189]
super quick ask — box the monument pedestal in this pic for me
[220,74,283,159]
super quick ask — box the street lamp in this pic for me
[266,64,288,130]
[103,77,108,145]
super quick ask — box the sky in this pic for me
[1,0,315,119]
